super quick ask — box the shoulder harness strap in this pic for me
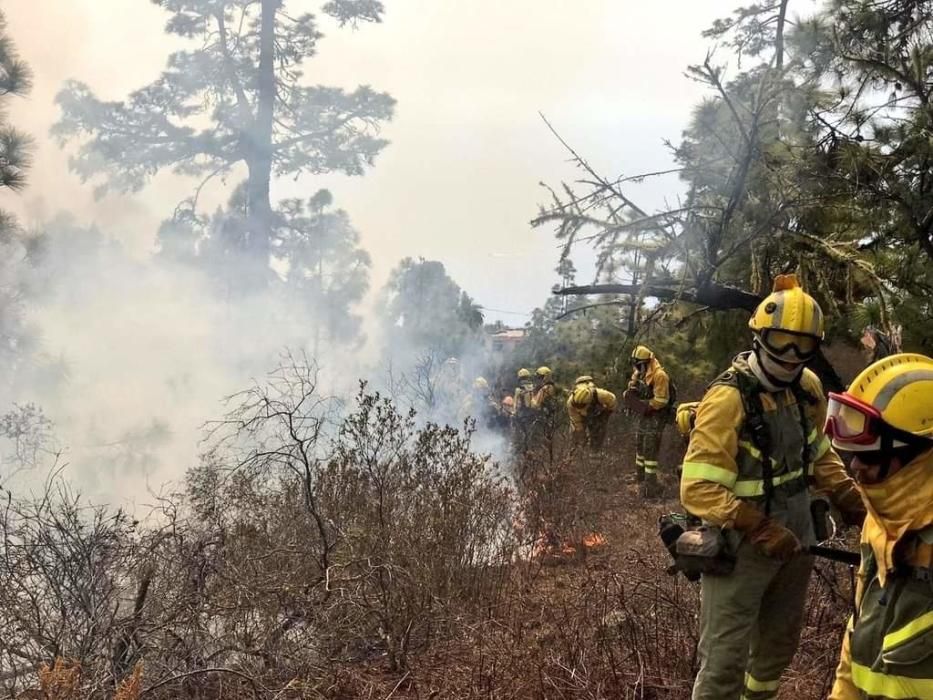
[790,382,816,478]
[732,371,776,515]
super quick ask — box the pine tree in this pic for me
[0,10,33,387]
[380,258,485,359]
[53,0,395,288]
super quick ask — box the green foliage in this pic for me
[157,184,372,345]
[379,258,485,359]
[0,10,33,389]
[322,0,384,26]
[53,1,394,197]
[277,191,372,346]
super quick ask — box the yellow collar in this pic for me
[860,450,933,584]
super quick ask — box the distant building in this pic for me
[486,327,527,355]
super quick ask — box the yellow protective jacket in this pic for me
[680,353,858,536]
[627,357,670,411]
[567,386,617,433]
[459,389,499,425]
[513,381,535,419]
[830,449,933,700]
[531,381,559,411]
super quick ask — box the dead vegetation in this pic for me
[0,369,855,699]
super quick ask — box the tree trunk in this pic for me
[775,0,789,72]
[243,0,279,288]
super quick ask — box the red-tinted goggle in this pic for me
[824,392,884,449]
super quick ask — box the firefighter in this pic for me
[531,366,558,411]
[531,366,561,451]
[681,274,865,700]
[623,345,671,497]
[435,357,465,425]
[826,354,933,700]
[462,377,498,429]
[512,368,536,455]
[567,376,617,451]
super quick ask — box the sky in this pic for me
[3,0,727,326]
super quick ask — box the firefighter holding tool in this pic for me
[681,274,864,700]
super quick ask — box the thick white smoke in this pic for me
[5,216,375,505]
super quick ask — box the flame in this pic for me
[530,530,607,560]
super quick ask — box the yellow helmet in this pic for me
[517,368,532,380]
[571,384,595,408]
[826,354,933,452]
[675,402,700,437]
[473,377,489,390]
[574,375,594,386]
[748,274,824,361]
[536,366,552,378]
[631,345,653,362]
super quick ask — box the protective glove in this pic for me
[832,488,867,529]
[733,501,801,561]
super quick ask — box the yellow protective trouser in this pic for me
[692,540,814,700]
[635,413,664,479]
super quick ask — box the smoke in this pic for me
[3,213,518,505]
[5,214,378,504]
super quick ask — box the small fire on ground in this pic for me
[531,530,607,561]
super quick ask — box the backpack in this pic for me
[665,377,678,417]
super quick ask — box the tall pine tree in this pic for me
[53,0,395,289]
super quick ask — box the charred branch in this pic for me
[553,283,844,391]
[553,282,762,311]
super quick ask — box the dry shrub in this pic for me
[315,389,515,671]
[38,659,81,700]
[112,664,142,700]
[0,370,856,699]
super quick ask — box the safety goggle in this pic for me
[824,392,884,450]
[759,329,821,362]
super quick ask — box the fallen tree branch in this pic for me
[553,283,845,391]
[555,300,632,321]
[554,282,762,311]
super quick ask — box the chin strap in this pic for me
[878,440,933,480]
[877,433,894,482]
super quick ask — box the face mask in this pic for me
[760,350,804,384]
[749,344,804,391]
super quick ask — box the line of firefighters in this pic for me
[466,349,675,497]
[466,273,933,700]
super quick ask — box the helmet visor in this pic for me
[760,329,820,361]
[824,392,883,449]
